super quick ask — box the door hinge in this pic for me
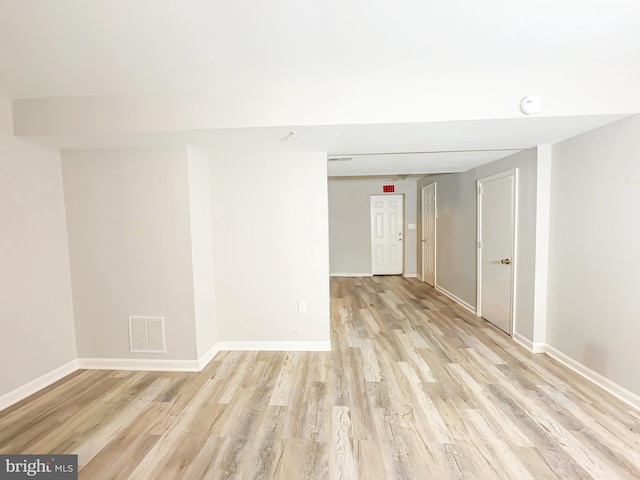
[477,241,482,249]
[477,185,483,195]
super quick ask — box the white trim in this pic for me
[415,274,423,281]
[434,182,437,286]
[420,182,437,287]
[329,273,373,277]
[403,273,418,278]
[476,179,482,312]
[476,169,518,336]
[216,341,331,352]
[434,286,476,314]
[512,169,520,338]
[0,359,79,412]
[0,341,330,411]
[544,345,640,412]
[198,343,222,370]
[78,357,201,372]
[513,332,545,353]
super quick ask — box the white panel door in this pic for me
[478,172,515,334]
[421,183,436,286]
[370,194,404,275]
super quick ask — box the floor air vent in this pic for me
[129,316,166,353]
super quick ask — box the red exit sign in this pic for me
[383,185,395,193]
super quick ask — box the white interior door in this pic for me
[370,194,404,275]
[478,171,516,335]
[421,183,436,286]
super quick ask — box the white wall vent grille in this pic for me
[129,316,166,353]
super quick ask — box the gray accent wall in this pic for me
[547,114,640,396]
[417,149,538,340]
[62,148,199,360]
[328,178,417,276]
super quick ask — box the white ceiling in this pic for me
[0,1,638,176]
[0,0,639,99]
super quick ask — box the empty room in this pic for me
[1,1,640,479]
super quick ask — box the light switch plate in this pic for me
[408,223,416,230]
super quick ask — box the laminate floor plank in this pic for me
[1,276,639,479]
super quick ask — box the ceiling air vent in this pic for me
[129,316,166,353]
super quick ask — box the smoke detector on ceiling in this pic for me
[519,95,543,115]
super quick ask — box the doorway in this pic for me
[477,170,517,335]
[421,183,436,286]
[370,194,404,275]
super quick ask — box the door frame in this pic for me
[421,183,437,286]
[476,169,518,336]
[370,193,404,275]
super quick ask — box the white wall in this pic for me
[547,114,640,396]
[187,146,218,359]
[417,149,538,339]
[328,179,417,276]
[209,152,330,345]
[532,145,552,346]
[62,148,198,360]
[0,99,76,397]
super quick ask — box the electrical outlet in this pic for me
[298,301,307,314]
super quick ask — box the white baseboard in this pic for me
[0,340,331,412]
[403,273,418,278]
[434,286,476,314]
[544,344,640,412]
[330,273,373,277]
[0,359,79,412]
[513,333,546,353]
[198,343,222,370]
[216,341,331,352]
[78,357,201,372]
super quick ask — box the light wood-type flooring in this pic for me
[2,276,640,479]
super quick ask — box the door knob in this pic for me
[501,258,511,265]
